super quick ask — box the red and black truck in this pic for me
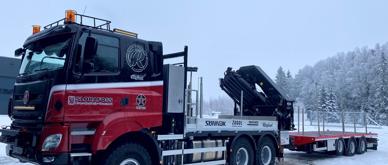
[0,10,377,165]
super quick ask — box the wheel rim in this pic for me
[120,158,140,165]
[338,140,344,153]
[236,147,249,165]
[261,146,272,165]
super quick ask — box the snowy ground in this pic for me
[0,115,386,165]
[0,116,28,165]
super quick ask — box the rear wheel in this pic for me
[344,138,356,156]
[256,137,276,165]
[356,137,367,154]
[104,143,151,165]
[335,138,345,156]
[229,138,254,165]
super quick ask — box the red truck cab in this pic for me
[1,10,167,164]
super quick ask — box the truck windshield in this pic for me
[19,36,71,75]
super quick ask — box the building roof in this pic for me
[0,56,20,78]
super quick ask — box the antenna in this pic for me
[82,6,87,15]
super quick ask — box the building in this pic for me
[0,56,20,115]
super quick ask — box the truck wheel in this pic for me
[356,137,367,154]
[229,138,254,165]
[104,143,151,165]
[335,138,345,155]
[256,137,275,165]
[344,138,356,156]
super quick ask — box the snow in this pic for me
[0,116,27,165]
[0,115,387,165]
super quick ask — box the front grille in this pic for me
[11,80,52,131]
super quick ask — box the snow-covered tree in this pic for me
[275,67,296,100]
[293,42,388,125]
[275,67,287,89]
[325,88,339,122]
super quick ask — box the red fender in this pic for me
[91,111,162,152]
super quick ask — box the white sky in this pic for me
[1,0,388,99]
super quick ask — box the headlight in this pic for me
[42,134,62,151]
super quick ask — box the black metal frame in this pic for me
[163,46,188,90]
[162,46,188,134]
[44,14,111,31]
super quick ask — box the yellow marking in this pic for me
[14,106,35,111]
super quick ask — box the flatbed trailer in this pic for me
[288,131,377,154]
[286,110,378,156]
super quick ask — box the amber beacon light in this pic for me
[32,25,41,34]
[65,10,76,23]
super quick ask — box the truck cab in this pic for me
[2,10,166,164]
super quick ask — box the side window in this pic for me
[74,32,120,74]
[74,32,87,72]
[89,34,119,73]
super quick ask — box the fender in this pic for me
[228,133,256,151]
[256,131,280,156]
[91,111,162,152]
[256,131,279,147]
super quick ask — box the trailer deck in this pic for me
[290,131,378,145]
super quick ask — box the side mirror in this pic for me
[82,62,94,73]
[15,48,25,57]
[84,37,98,60]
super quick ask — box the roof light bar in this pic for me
[113,28,138,38]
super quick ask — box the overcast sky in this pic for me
[1,0,388,99]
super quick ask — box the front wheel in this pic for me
[104,143,152,165]
[256,137,276,165]
[229,138,255,165]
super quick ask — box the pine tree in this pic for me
[286,70,295,99]
[275,67,287,88]
[317,86,328,112]
[326,88,339,122]
[373,52,388,125]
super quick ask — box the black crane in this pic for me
[220,65,294,130]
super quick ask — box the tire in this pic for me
[356,137,367,154]
[229,138,255,165]
[344,138,356,156]
[104,143,152,165]
[256,137,276,165]
[335,138,345,156]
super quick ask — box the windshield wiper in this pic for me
[33,68,50,72]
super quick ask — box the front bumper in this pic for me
[0,126,72,165]
[6,144,69,165]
